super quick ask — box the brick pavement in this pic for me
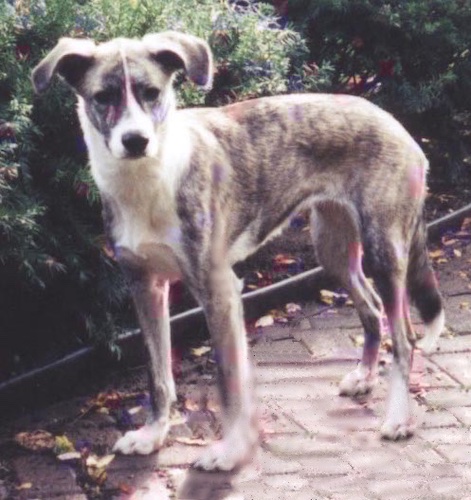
[2,248,471,499]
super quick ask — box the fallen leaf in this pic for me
[184,399,200,411]
[57,451,81,461]
[285,302,301,315]
[128,405,142,416]
[429,249,444,259]
[454,248,462,258]
[255,315,274,328]
[86,454,115,468]
[15,483,32,490]
[174,437,209,446]
[191,346,211,357]
[54,435,75,455]
[15,430,55,452]
[459,302,469,310]
[319,289,335,305]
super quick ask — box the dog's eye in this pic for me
[142,87,160,102]
[94,89,120,106]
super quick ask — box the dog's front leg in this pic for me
[192,266,258,471]
[113,265,176,455]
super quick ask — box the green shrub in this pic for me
[0,0,311,377]
[286,0,471,183]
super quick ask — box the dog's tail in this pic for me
[407,216,445,353]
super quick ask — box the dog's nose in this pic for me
[122,132,149,157]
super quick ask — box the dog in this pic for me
[32,31,445,471]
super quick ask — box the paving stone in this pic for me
[401,441,445,465]
[300,456,353,477]
[418,427,471,445]
[441,296,471,334]
[13,454,84,499]
[422,387,471,408]
[415,406,459,429]
[292,326,362,360]
[427,477,470,498]
[429,353,471,386]
[436,444,471,463]
[347,447,415,474]
[256,450,303,475]
[423,359,460,389]
[434,332,471,353]
[256,376,337,401]
[264,473,309,491]
[449,406,471,426]
[263,434,347,459]
[177,469,237,500]
[367,475,428,499]
[258,404,303,435]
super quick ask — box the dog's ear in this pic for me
[32,38,96,94]
[142,31,213,89]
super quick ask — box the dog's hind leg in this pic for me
[368,237,415,439]
[113,263,176,455]
[190,265,258,471]
[311,201,384,397]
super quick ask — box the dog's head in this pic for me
[32,32,213,159]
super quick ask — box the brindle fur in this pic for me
[32,32,444,472]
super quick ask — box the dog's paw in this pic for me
[193,439,252,472]
[113,420,169,455]
[193,426,258,472]
[380,420,414,440]
[339,365,376,397]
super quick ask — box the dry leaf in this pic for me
[453,248,462,258]
[459,302,469,310]
[442,238,458,246]
[255,315,274,328]
[174,437,209,446]
[184,398,200,411]
[429,249,444,259]
[57,451,81,461]
[54,435,75,455]
[319,289,336,305]
[15,430,55,452]
[285,302,301,315]
[15,483,32,490]
[191,346,211,357]
[86,454,115,468]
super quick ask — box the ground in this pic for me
[0,214,471,499]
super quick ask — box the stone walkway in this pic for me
[2,241,471,499]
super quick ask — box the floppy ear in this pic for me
[31,38,96,94]
[142,31,213,89]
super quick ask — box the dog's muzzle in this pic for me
[122,132,149,157]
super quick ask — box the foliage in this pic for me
[0,0,310,378]
[285,0,471,182]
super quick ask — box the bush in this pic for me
[285,0,471,183]
[0,0,311,378]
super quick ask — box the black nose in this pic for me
[122,132,149,157]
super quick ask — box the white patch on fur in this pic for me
[417,309,445,354]
[193,420,258,471]
[78,99,192,275]
[106,43,158,159]
[113,418,170,455]
[380,363,414,440]
[339,364,377,396]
